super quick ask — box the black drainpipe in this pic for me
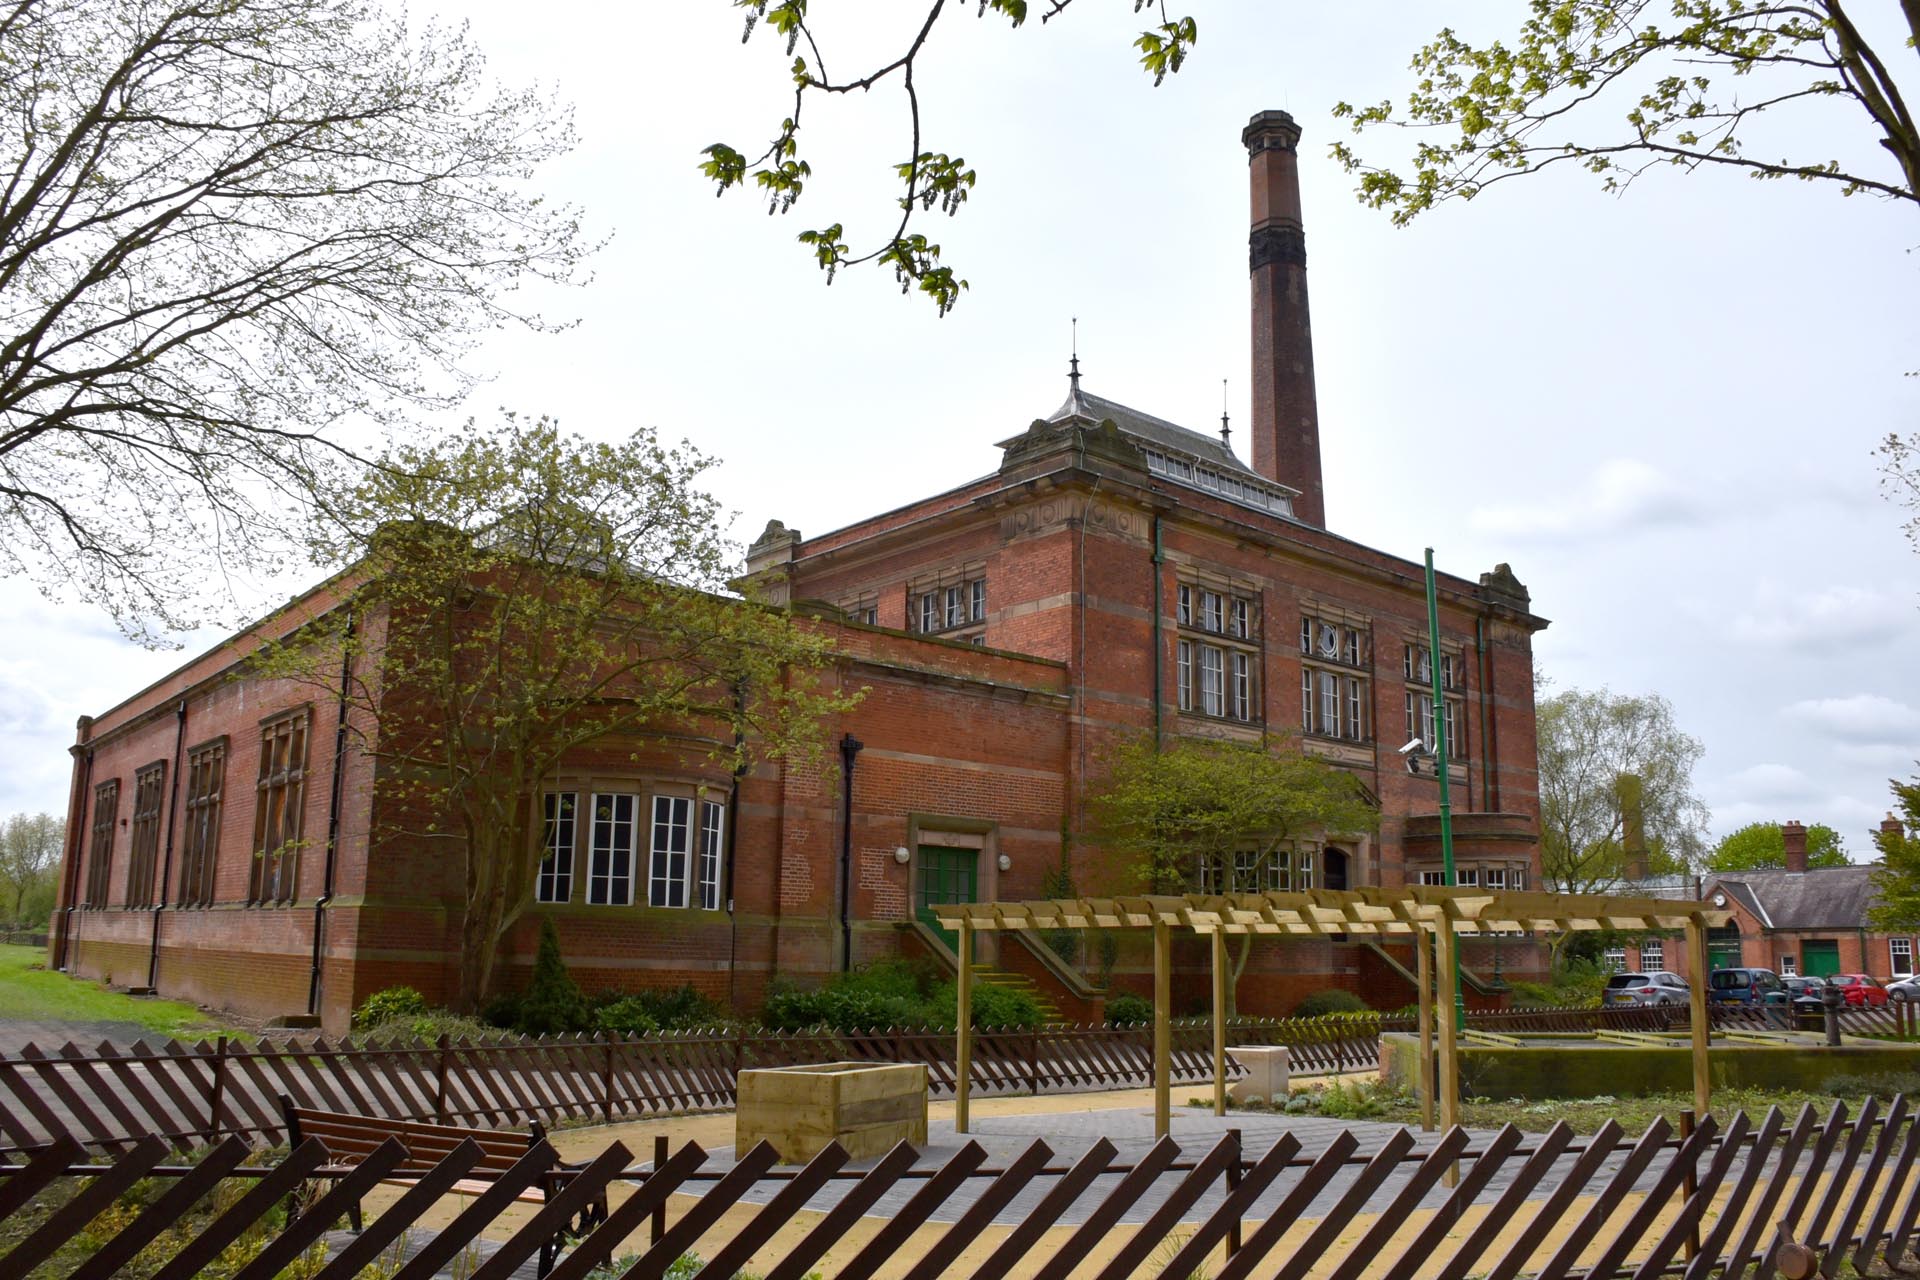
[724,684,747,1009]
[838,732,863,972]
[308,610,357,1017]
[1150,515,1165,747]
[146,700,188,990]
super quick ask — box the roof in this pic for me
[1704,865,1879,932]
[1049,387,1282,486]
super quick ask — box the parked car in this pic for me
[1780,976,1828,1007]
[1708,967,1788,1005]
[1889,976,1920,1002]
[1603,971,1691,1006]
[1827,974,1889,1006]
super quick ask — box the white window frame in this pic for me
[649,795,692,908]
[918,593,937,633]
[697,799,725,910]
[1893,937,1914,977]
[588,792,637,906]
[1294,846,1315,891]
[1268,855,1293,892]
[1202,590,1224,634]
[1780,954,1798,976]
[970,578,986,623]
[537,791,577,904]
[1199,645,1226,717]
[1641,939,1665,971]
[1231,652,1252,721]
[1420,870,1449,886]
[1178,640,1194,711]
[1602,946,1627,973]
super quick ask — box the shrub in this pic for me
[481,991,524,1031]
[593,996,662,1036]
[518,916,589,1035]
[1291,990,1369,1019]
[931,978,1045,1030]
[760,959,942,1032]
[1825,1072,1920,1100]
[1106,994,1153,1026]
[360,1010,498,1044]
[351,985,428,1032]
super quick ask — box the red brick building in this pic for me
[51,111,1551,1030]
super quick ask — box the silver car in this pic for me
[1603,970,1692,1006]
[1888,976,1920,1002]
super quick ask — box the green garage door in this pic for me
[1802,939,1841,978]
[917,845,978,957]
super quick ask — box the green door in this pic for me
[1803,939,1841,978]
[917,845,978,955]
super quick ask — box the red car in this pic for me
[1827,974,1889,1006]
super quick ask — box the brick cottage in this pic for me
[51,112,1552,1032]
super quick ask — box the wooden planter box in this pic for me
[736,1061,929,1163]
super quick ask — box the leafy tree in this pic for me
[1538,686,1710,893]
[1088,734,1377,1016]
[0,812,61,926]
[1332,1,1918,226]
[0,0,591,644]
[250,418,856,1010]
[704,0,1197,314]
[1869,777,1920,930]
[1709,821,1850,872]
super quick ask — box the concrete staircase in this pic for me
[970,966,1061,1023]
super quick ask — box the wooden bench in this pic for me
[279,1096,606,1275]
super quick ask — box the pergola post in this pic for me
[956,919,973,1135]
[1435,916,1460,1134]
[1211,927,1228,1118]
[1416,928,1435,1132]
[1154,917,1171,1139]
[1685,913,1712,1118]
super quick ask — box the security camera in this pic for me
[1399,738,1425,756]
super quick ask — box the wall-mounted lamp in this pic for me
[893,846,911,865]
[997,854,1012,872]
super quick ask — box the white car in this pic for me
[1603,970,1692,1006]
[1888,977,1920,1002]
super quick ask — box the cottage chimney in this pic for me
[1783,820,1808,874]
[1244,110,1324,526]
[1885,813,1907,842]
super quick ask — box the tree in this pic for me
[1870,777,1920,930]
[0,812,60,925]
[251,418,857,1010]
[1537,686,1710,893]
[704,0,1197,314]
[1088,734,1377,1016]
[0,0,591,644]
[1709,821,1850,871]
[1332,2,1918,226]
[713,4,1915,310]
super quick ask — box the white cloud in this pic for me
[1783,694,1920,743]
[1834,741,1920,770]
[1719,762,1825,802]
[1469,459,1705,542]
[1731,584,1917,653]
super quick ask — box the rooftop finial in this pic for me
[1064,316,1087,417]
[1220,378,1232,449]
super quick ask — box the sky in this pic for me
[3,1,1917,857]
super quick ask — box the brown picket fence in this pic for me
[0,1003,1903,1157]
[5,1096,1920,1279]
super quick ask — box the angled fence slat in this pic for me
[755,1141,924,1280]
[1720,1101,1823,1280]
[1529,1117,1676,1280]
[464,1141,633,1280]
[1215,1129,1364,1280]
[835,1140,992,1280]
[1157,1130,1306,1280]
[902,1139,1056,1280]
[1687,1106,1787,1280]
[1327,1125,1476,1280]
[1089,1133,1243,1280]
[967,1136,1122,1280]
[66,1135,252,1280]
[146,1138,331,1280]
[691,1142,852,1280]
[385,1140,560,1280]
[308,1138,490,1280]
[229,1136,411,1280]
[1393,1122,1556,1280]
[1269,1128,1423,1280]
[0,1133,85,1220]
[1030,1134,1183,1280]
[1800,1097,1881,1265]
[0,1133,169,1278]
[1825,1095,1910,1277]
[1854,1098,1920,1273]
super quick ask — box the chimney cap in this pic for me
[1243,110,1302,154]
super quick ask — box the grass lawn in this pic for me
[0,943,232,1039]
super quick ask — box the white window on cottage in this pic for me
[1893,937,1914,977]
[1641,939,1665,971]
[649,795,691,908]
[1780,954,1798,976]
[588,792,636,905]
[1603,946,1627,973]
[1484,867,1507,892]
[537,792,577,904]
[697,799,725,911]
[1420,870,1449,886]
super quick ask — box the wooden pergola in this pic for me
[937,886,1735,1138]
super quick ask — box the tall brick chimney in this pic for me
[1243,110,1324,526]
[1783,820,1808,874]
[1885,813,1907,841]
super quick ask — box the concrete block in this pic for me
[1227,1044,1290,1105]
